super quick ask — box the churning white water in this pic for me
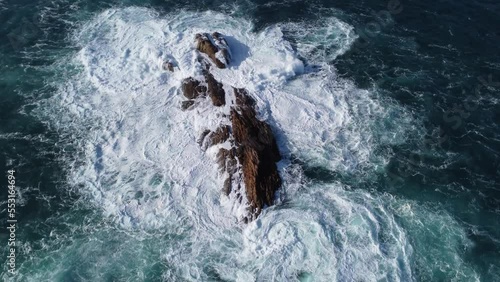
[21,6,478,281]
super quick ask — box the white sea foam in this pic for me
[57,6,395,228]
[281,16,358,63]
[34,6,427,281]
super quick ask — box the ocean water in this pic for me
[0,0,499,281]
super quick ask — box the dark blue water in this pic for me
[1,0,499,281]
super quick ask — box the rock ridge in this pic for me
[180,32,281,222]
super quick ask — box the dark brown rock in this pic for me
[195,33,227,69]
[181,38,281,221]
[209,125,230,145]
[217,147,237,174]
[205,72,225,106]
[232,88,280,161]
[230,89,281,219]
[182,77,203,99]
[195,85,207,93]
[234,88,256,109]
[199,125,231,150]
[192,86,281,220]
[212,32,231,67]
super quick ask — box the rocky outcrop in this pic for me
[181,74,225,108]
[230,88,281,218]
[181,77,207,110]
[217,147,238,196]
[209,125,230,145]
[204,71,225,106]
[212,32,231,67]
[195,33,231,69]
[182,77,206,99]
[180,32,281,222]
[199,125,230,150]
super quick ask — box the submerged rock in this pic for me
[217,147,238,196]
[181,100,195,110]
[163,61,175,72]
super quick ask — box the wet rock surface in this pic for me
[204,71,225,106]
[195,32,231,69]
[181,100,195,110]
[182,77,205,99]
[180,32,282,222]
[230,88,282,218]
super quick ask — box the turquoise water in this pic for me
[1,0,499,281]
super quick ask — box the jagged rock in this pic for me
[205,72,225,106]
[189,84,281,221]
[217,148,230,172]
[217,147,237,173]
[233,88,280,160]
[181,34,281,222]
[231,88,281,219]
[198,129,211,147]
[181,100,195,110]
[182,77,206,99]
[195,33,229,69]
[234,88,256,109]
[212,32,231,67]
[210,125,230,145]
[223,176,232,196]
[217,148,238,196]
[198,125,231,150]
[182,77,200,99]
